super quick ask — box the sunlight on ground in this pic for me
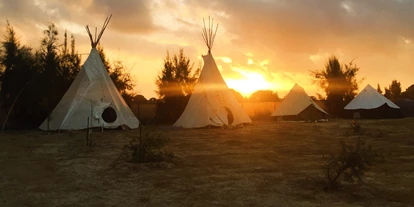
[1,119,413,206]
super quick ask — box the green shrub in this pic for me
[113,129,174,166]
[324,137,384,190]
[129,130,174,163]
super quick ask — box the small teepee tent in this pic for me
[344,84,403,119]
[271,83,328,121]
[173,18,252,128]
[39,15,139,130]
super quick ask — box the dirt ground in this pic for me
[0,118,413,207]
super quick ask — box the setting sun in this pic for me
[225,70,280,97]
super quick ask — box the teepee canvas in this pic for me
[173,18,252,128]
[344,84,403,119]
[271,83,328,121]
[39,15,139,130]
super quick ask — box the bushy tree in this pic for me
[110,61,134,94]
[384,80,401,103]
[133,94,147,104]
[249,90,280,102]
[311,56,362,116]
[401,84,414,100]
[155,48,200,123]
[156,49,199,99]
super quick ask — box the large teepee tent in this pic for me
[344,84,403,119]
[173,18,252,128]
[271,83,328,121]
[39,15,139,130]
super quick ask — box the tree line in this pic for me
[155,53,414,122]
[2,20,414,128]
[377,81,414,102]
[0,21,134,128]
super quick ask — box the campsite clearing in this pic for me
[1,118,414,206]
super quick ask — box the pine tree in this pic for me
[37,23,61,114]
[155,48,200,123]
[0,20,20,105]
[156,48,199,99]
[384,80,401,103]
[0,20,36,127]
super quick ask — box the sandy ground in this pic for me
[0,118,414,207]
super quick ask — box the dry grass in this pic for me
[1,118,414,206]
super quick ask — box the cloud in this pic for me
[1,0,414,99]
[185,0,414,60]
[184,0,414,94]
[86,0,159,34]
[0,0,159,36]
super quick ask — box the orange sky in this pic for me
[1,0,413,99]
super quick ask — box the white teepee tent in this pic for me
[39,15,139,130]
[173,18,252,128]
[344,84,402,119]
[271,83,328,121]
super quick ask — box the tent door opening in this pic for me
[102,107,117,123]
[224,107,234,125]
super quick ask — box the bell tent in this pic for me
[344,84,403,119]
[39,15,139,130]
[271,83,328,121]
[173,18,252,128]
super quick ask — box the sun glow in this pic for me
[225,71,279,97]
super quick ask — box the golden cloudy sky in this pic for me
[1,0,413,98]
